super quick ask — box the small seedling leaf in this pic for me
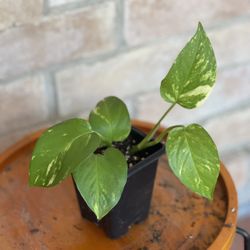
[89,96,131,144]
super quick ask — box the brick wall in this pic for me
[0,0,250,217]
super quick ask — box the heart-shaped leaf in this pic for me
[73,148,128,220]
[160,22,216,109]
[29,118,100,187]
[89,96,131,144]
[166,124,220,199]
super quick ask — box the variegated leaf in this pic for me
[73,148,128,220]
[89,96,131,144]
[166,124,220,199]
[29,118,100,187]
[160,22,216,109]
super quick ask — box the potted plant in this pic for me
[29,22,220,239]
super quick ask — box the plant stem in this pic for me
[131,125,183,154]
[143,125,184,148]
[130,103,176,153]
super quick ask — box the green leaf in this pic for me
[89,96,131,144]
[73,148,128,220]
[160,22,216,109]
[166,124,220,199]
[29,118,100,187]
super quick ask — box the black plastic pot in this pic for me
[73,127,165,239]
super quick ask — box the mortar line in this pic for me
[43,72,59,120]
[46,0,112,16]
[43,0,50,15]
[115,0,126,48]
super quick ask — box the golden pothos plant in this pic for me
[29,23,220,220]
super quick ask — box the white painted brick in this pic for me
[0,2,116,80]
[126,14,250,68]
[0,75,49,135]
[0,0,43,31]
[55,38,186,116]
[205,107,250,152]
[125,0,250,46]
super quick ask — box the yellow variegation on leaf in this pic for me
[160,22,216,109]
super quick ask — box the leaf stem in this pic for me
[130,103,176,153]
[131,125,183,154]
[144,125,184,148]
